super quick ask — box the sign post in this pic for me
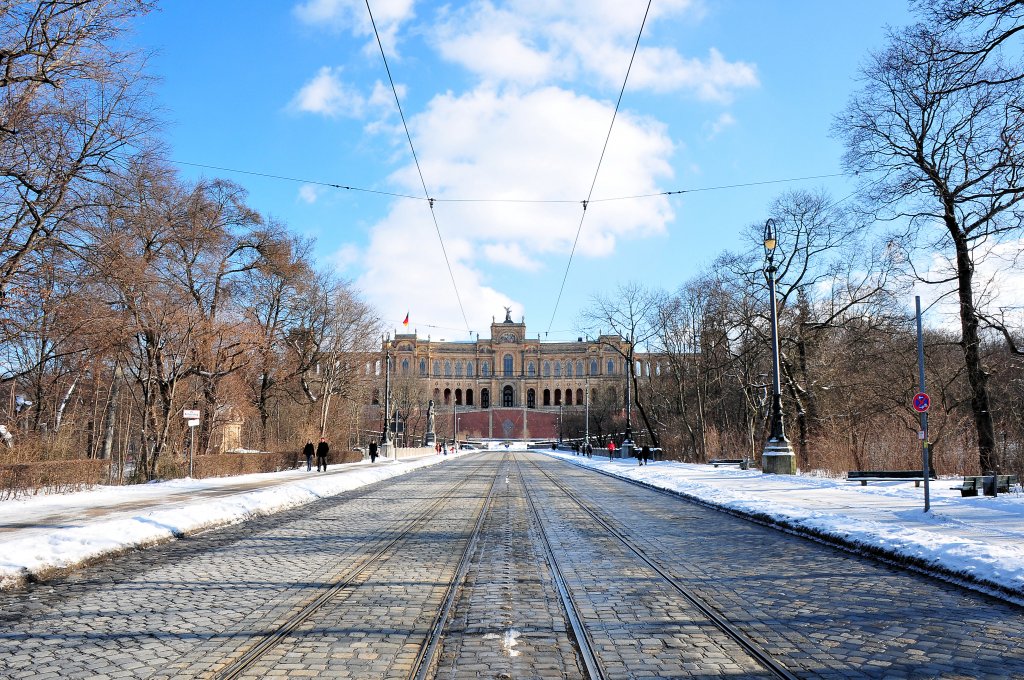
[183,408,200,478]
[915,296,931,512]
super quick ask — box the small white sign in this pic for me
[918,430,926,440]
[187,419,200,428]
[183,409,200,419]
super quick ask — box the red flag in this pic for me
[402,312,409,327]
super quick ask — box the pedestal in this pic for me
[423,431,436,446]
[380,440,394,459]
[762,439,797,475]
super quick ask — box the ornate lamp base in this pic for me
[762,439,797,475]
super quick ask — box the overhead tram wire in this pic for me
[364,0,472,336]
[166,158,849,207]
[545,0,653,335]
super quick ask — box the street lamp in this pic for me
[382,333,394,458]
[761,218,796,474]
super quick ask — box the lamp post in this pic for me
[382,333,394,458]
[761,219,796,474]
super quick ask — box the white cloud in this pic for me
[431,1,757,100]
[293,0,415,56]
[705,112,736,139]
[290,66,365,117]
[355,85,675,332]
[483,242,541,271]
[328,243,362,272]
[298,185,320,204]
[912,238,1024,332]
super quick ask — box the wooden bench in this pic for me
[846,470,937,487]
[709,458,750,469]
[951,474,1019,497]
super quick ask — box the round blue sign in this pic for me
[913,392,930,413]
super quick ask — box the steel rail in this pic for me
[521,454,800,680]
[512,453,608,680]
[410,451,506,680]
[213,453,492,680]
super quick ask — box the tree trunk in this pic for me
[952,232,997,472]
[98,368,120,460]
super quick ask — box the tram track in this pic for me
[211,452,503,680]
[515,451,799,680]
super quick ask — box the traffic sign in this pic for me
[187,419,200,428]
[912,393,930,413]
[183,409,200,419]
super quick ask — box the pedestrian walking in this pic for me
[586,442,593,458]
[316,437,330,471]
[369,440,378,463]
[607,440,615,460]
[640,444,650,466]
[302,440,314,471]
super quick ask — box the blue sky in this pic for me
[131,1,915,341]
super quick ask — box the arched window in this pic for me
[576,388,583,404]
[565,389,573,406]
[607,359,615,375]
[591,388,598,403]
[455,361,463,377]
[607,387,616,403]
[576,360,583,376]
[528,361,536,377]
[466,388,474,406]
[543,389,551,406]
[433,388,441,401]
[401,359,410,374]
[503,385,514,407]
[365,362,371,375]
[590,360,598,375]
[527,388,536,408]
[371,389,380,405]
[554,389,562,406]
[566,361,573,377]
[444,388,452,405]
[375,360,381,375]
[481,389,490,409]
[433,360,441,376]
[467,362,474,377]
[503,354,513,376]
[455,388,463,405]
[481,362,490,377]
[444,360,452,376]
[554,362,562,377]
[543,361,551,377]
[420,359,427,376]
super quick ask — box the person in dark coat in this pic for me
[302,440,314,471]
[640,444,651,466]
[369,440,378,463]
[586,442,593,458]
[316,438,330,471]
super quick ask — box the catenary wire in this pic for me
[167,159,847,206]
[546,0,652,335]
[364,0,472,335]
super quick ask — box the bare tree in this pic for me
[579,282,665,447]
[836,22,1024,472]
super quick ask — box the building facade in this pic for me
[379,310,634,441]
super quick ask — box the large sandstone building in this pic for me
[377,310,635,442]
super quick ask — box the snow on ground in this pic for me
[1,445,1022,602]
[0,451,469,590]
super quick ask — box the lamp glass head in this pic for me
[764,237,777,251]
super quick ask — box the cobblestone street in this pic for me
[2,451,1023,679]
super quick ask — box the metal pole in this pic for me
[585,375,590,445]
[916,296,931,512]
[767,263,787,443]
[189,426,194,478]
[383,335,391,456]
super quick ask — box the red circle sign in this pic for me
[912,392,930,413]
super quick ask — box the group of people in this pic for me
[566,441,594,457]
[302,438,330,471]
[434,441,454,455]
